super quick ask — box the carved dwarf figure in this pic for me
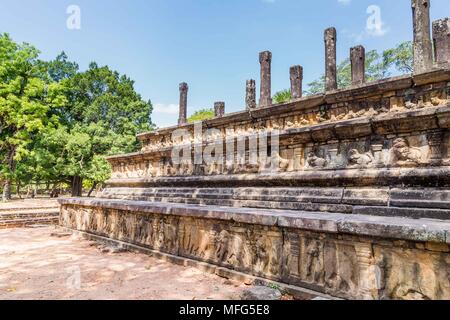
[348,149,374,168]
[136,163,145,177]
[284,117,296,129]
[391,138,423,166]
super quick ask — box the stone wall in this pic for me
[60,202,449,300]
[107,71,450,185]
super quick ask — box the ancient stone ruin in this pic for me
[59,1,450,300]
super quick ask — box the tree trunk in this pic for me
[16,181,22,199]
[87,182,98,198]
[2,145,16,202]
[71,176,83,197]
[2,180,12,202]
[33,182,38,198]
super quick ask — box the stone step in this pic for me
[0,206,59,213]
[104,195,354,214]
[0,210,60,221]
[99,187,450,220]
[0,216,59,229]
[101,187,374,204]
[59,197,450,244]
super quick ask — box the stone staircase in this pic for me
[99,187,450,220]
[59,6,450,299]
[0,206,60,229]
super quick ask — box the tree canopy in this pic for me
[0,34,66,200]
[187,108,215,123]
[0,33,154,200]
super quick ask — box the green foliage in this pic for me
[29,123,122,185]
[267,283,281,291]
[273,89,292,104]
[42,51,79,82]
[35,61,155,195]
[0,34,155,198]
[62,62,153,135]
[0,33,66,200]
[187,108,215,123]
[382,41,413,74]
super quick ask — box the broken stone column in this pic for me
[178,82,188,125]
[246,79,257,110]
[433,18,450,66]
[412,0,433,73]
[259,51,272,107]
[324,27,337,91]
[290,65,303,99]
[214,102,225,118]
[351,46,366,86]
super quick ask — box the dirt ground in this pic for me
[0,226,247,300]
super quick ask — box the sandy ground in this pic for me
[0,226,246,300]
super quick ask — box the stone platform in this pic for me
[59,3,450,300]
[0,199,60,229]
[60,197,449,300]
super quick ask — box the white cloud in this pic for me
[153,103,179,115]
[338,0,351,5]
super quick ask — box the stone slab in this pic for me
[58,198,450,243]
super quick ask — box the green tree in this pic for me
[382,41,413,74]
[42,51,79,82]
[31,123,130,197]
[0,34,66,201]
[273,89,292,104]
[48,62,154,196]
[187,108,215,123]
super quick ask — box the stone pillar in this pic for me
[293,147,305,171]
[351,45,366,86]
[178,82,188,125]
[290,65,303,99]
[412,0,433,74]
[324,27,337,91]
[214,102,225,118]
[328,143,339,168]
[371,143,384,167]
[433,18,450,66]
[259,51,272,107]
[246,79,257,110]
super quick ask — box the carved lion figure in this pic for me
[306,151,327,168]
[348,149,374,168]
[391,138,423,166]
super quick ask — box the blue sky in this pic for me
[1,0,449,128]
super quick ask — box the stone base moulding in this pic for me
[59,198,450,300]
[61,227,338,301]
